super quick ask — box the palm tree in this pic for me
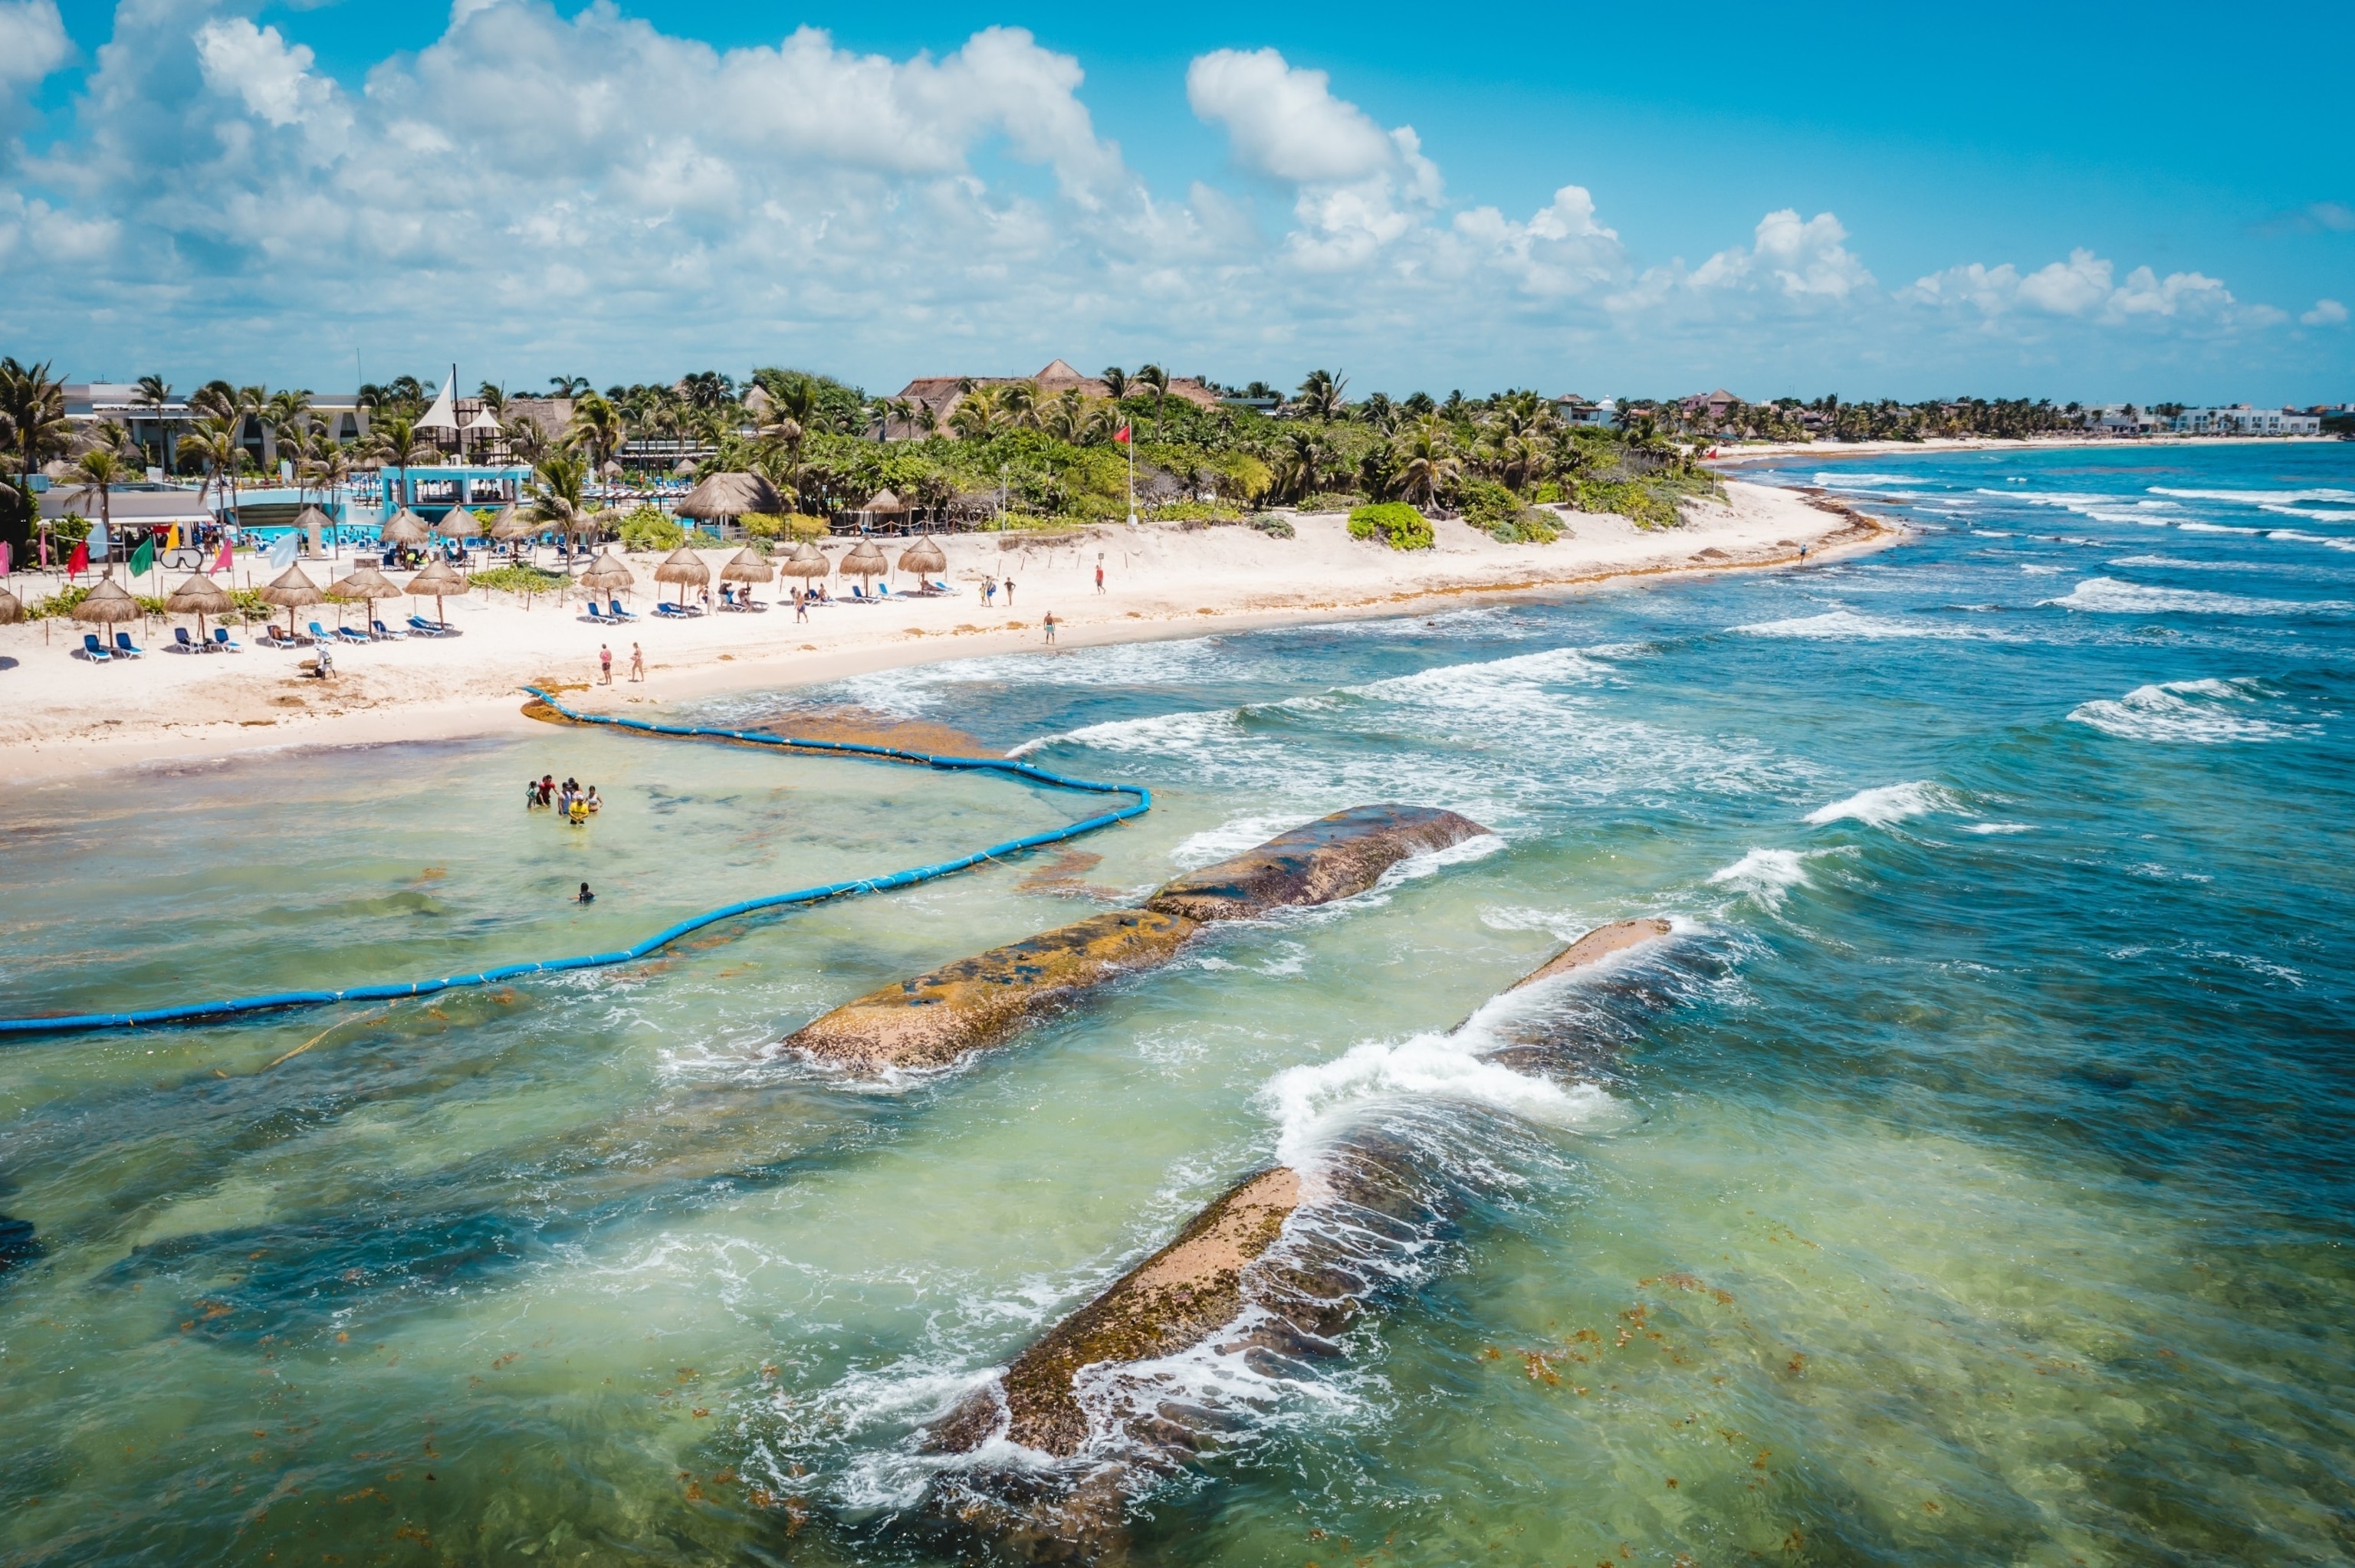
[177,419,239,516]
[1135,363,1170,435]
[131,374,174,471]
[999,379,1041,431]
[562,394,627,480]
[1041,389,1089,443]
[548,375,592,399]
[1273,429,1331,504]
[947,385,1004,440]
[478,382,507,418]
[1100,366,1129,400]
[2,357,71,505]
[363,414,431,510]
[1394,419,1461,510]
[502,414,548,467]
[69,448,128,569]
[524,453,593,549]
[1295,369,1348,420]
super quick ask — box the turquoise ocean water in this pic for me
[2,441,2350,1563]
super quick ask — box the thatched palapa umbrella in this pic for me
[0,585,24,625]
[839,539,888,595]
[580,550,635,597]
[258,563,324,641]
[166,571,232,646]
[74,577,142,635]
[329,565,401,633]
[654,545,710,609]
[405,558,468,628]
[778,541,829,587]
[429,504,478,542]
[721,546,773,606]
[379,507,432,551]
[292,504,333,559]
[488,504,531,556]
[859,488,905,526]
[897,535,947,584]
[677,471,784,534]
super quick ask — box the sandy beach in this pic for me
[0,480,1890,780]
[1706,433,2337,464]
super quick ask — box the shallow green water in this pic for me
[3,444,2352,1565]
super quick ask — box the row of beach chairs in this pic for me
[583,599,638,624]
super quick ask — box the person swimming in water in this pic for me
[576,881,594,903]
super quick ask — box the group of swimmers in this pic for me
[527,773,603,825]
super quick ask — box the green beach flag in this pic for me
[130,534,155,577]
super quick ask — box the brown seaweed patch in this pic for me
[929,1167,1301,1458]
[783,908,1201,1071]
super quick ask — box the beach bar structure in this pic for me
[378,465,534,527]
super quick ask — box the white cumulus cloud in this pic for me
[1186,48,1395,184]
[1690,209,1872,301]
[1907,247,2240,326]
[2301,297,2347,326]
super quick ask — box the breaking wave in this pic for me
[2067,677,2298,744]
[2041,577,2347,616]
[1804,780,1965,828]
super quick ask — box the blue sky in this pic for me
[4,0,2349,402]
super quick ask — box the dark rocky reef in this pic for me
[784,806,1490,1072]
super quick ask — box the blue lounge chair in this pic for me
[112,631,146,658]
[77,633,112,662]
[583,602,610,624]
[172,627,200,653]
[334,624,370,645]
[607,598,636,622]
[654,602,691,618]
[212,627,242,652]
[407,615,453,636]
[370,618,404,640]
[308,620,334,644]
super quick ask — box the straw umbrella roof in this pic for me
[580,551,635,591]
[293,504,334,535]
[839,540,888,578]
[654,546,711,587]
[165,572,233,615]
[487,504,532,541]
[898,536,948,575]
[676,471,783,520]
[860,488,905,513]
[406,559,469,596]
[778,543,829,580]
[73,578,143,623]
[258,563,324,607]
[721,546,774,583]
[0,585,23,625]
[380,507,432,546]
[329,566,402,602]
[429,506,477,538]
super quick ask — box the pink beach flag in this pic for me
[214,537,232,573]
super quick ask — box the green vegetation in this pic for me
[471,564,569,595]
[1249,514,1296,539]
[615,505,683,553]
[1348,502,1434,551]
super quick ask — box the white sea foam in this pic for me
[1805,780,1963,827]
[2107,555,2269,571]
[1966,822,2035,835]
[2068,677,2295,744]
[1264,1023,1619,1169]
[2020,564,2067,575]
[1729,609,1997,640]
[1007,707,1240,759]
[1812,471,1920,486]
[2041,576,2346,616]
[1985,489,2182,525]
[1342,645,1612,717]
[2150,486,2355,505]
[830,636,1243,715]
[1706,848,1814,908]
[2176,522,2264,535]
[2267,528,2355,550]
[1168,812,1309,869]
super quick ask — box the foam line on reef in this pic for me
[0,687,1151,1039]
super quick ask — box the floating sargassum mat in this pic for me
[781,805,1490,1072]
[914,917,1673,1557]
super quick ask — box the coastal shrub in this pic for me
[1148,500,1242,524]
[616,506,683,553]
[742,512,787,540]
[471,564,567,595]
[1494,508,1562,544]
[1348,502,1434,551]
[1249,513,1296,539]
[1298,490,1363,514]
[1573,478,1682,530]
[27,584,88,618]
[1531,481,1565,504]
[686,526,724,548]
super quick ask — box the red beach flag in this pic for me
[1113,423,1131,444]
[67,540,88,579]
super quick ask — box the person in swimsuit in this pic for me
[576,882,594,903]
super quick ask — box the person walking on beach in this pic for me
[1003,577,1016,606]
[629,643,644,682]
[982,578,996,607]
[599,643,613,684]
[1043,610,1057,645]
[793,586,808,623]
[1094,561,1104,595]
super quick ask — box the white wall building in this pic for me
[2169,405,2322,435]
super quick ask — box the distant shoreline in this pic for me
[1706,433,2340,467]
[0,481,1897,785]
